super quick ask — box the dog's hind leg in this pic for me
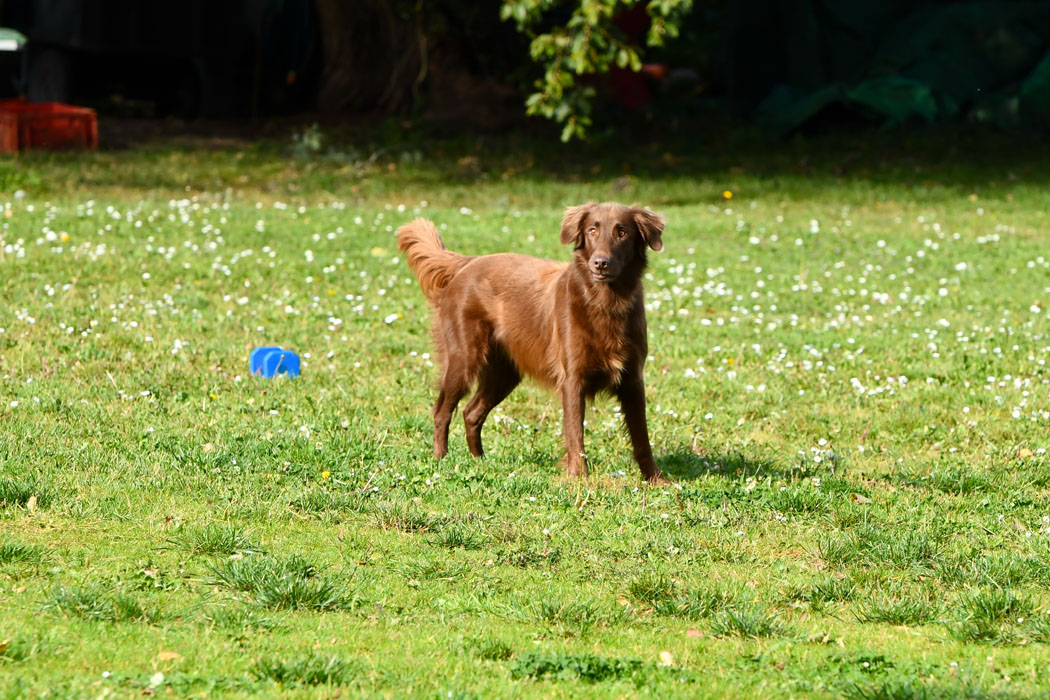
[432,320,489,459]
[463,347,520,457]
[432,367,470,459]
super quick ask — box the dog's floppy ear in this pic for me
[632,207,665,252]
[560,203,594,247]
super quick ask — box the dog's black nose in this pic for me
[591,257,610,272]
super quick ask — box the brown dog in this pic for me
[396,202,666,483]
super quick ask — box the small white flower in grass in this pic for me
[142,273,150,280]
[9,400,17,408]
[459,207,473,216]
[384,313,401,324]
[704,413,713,420]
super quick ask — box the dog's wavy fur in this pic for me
[397,202,666,482]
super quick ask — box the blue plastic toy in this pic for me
[249,346,301,378]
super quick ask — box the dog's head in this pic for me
[560,203,665,286]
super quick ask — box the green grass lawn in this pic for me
[2,127,1050,698]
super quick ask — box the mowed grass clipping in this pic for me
[1,129,1050,697]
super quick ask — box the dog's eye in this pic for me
[587,226,598,237]
[616,227,627,239]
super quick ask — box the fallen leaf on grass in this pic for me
[850,493,872,504]
[156,651,180,661]
[658,651,674,666]
[686,628,703,638]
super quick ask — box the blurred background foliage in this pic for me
[5,0,1050,140]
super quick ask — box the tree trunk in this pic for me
[313,0,424,115]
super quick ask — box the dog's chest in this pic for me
[578,313,632,387]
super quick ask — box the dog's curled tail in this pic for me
[396,218,471,302]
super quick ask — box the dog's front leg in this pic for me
[560,383,588,478]
[617,376,666,483]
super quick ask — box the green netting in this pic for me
[749,1,1050,130]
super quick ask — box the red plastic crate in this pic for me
[0,99,98,151]
[0,112,18,153]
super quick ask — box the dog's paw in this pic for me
[558,453,589,478]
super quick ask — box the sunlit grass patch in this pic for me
[710,602,790,639]
[430,521,487,550]
[208,555,364,611]
[288,487,368,518]
[251,654,358,687]
[0,635,45,664]
[399,555,470,582]
[371,501,445,533]
[468,637,514,661]
[856,595,939,626]
[948,589,1035,645]
[510,650,644,683]
[47,585,161,624]
[783,574,856,613]
[173,523,262,556]
[627,573,739,619]
[198,604,280,638]
[897,465,991,495]
[0,477,54,509]
[531,597,625,636]
[936,551,1046,588]
[0,539,46,565]
[496,539,562,568]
